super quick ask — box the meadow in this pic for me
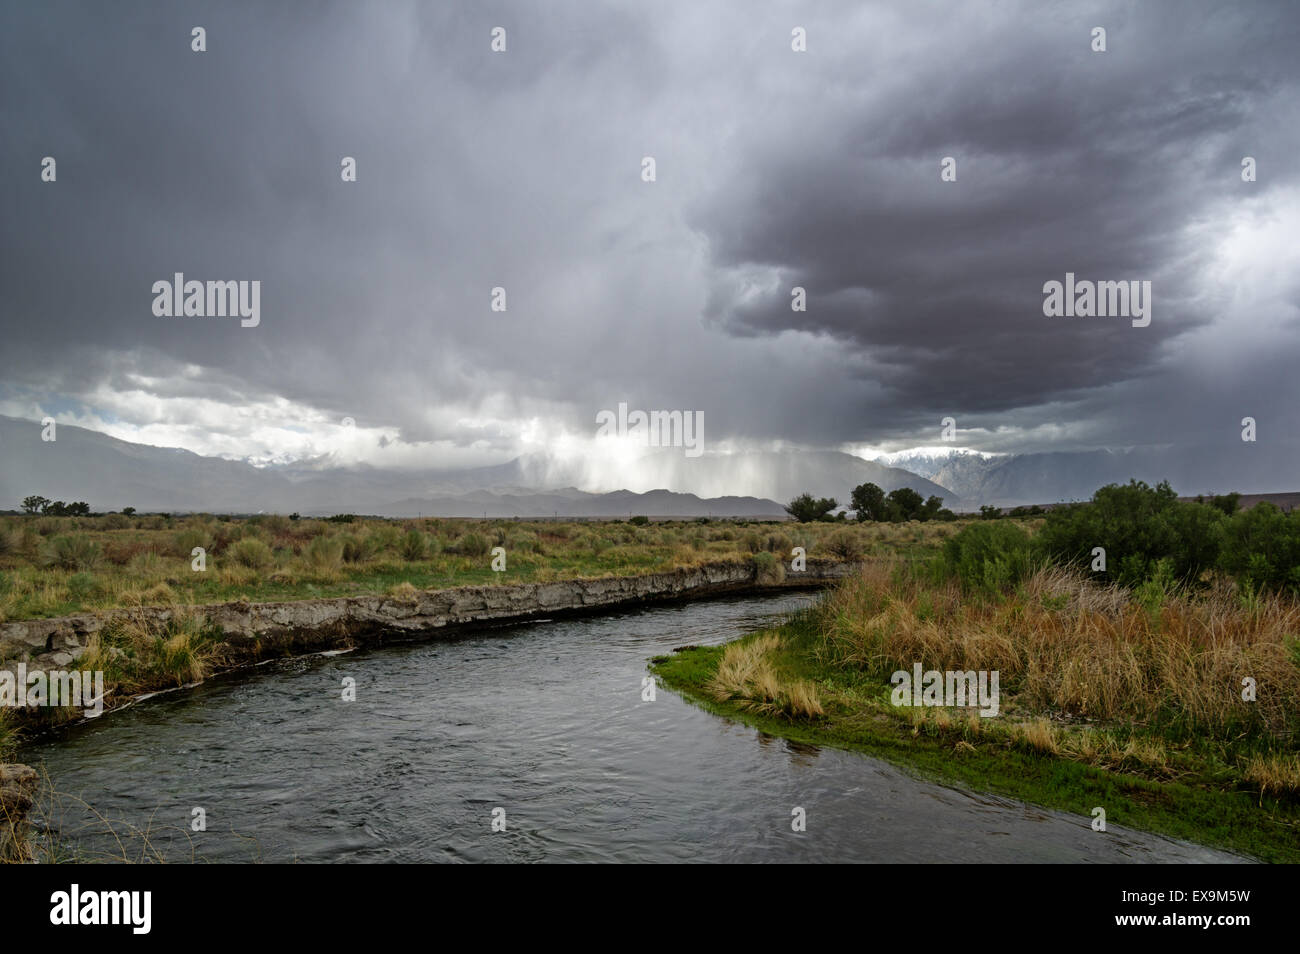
[0,512,952,622]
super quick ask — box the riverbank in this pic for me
[651,563,1300,864]
[0,557,857,740]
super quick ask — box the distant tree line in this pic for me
[21,495,92,516]
[783,484,959,524]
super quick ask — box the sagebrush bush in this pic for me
[306,535,343,570]
[44,534,103,571]
[753,551,786,585]
[826,529,864,561]
[173,527,213,558]
[339,533,377,563]
[399,530,428,561]
[229,538,274,570]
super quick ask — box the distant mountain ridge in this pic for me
[1,416,953,516]
[881,446,1300,509]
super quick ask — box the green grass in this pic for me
[651,594,1300,863]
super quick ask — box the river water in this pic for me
[18,592,1246,863]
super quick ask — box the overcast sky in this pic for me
[2,0,1298,482]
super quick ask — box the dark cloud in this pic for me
[1,0,1297,466]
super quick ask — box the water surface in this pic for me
[20,593,1245,863]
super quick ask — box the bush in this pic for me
[629,515,650,526]
[229,538,274,570]
[367,524,402,553]
[399,530,429,562]
[1034,480,1223,587]
[306,535,344,570]
[1218,503,1300,593]
[340,533,378,564]
[753,551,786,585]
[67,572,102,603]
[459,532,490,558]
[941,522,1033,593]
[174,527,214,558]
[45,534,104,571]
[507,531,540,554]
[763,531,793,554]
[825,529,864,561]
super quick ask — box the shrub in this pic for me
[399,530,429,562]
[45,534,104,571]
[1218,503,1300,594]
[340,533,378,563]
[67,572,102,603]
[507,531,540,554]
[229,538,274,570]
[763,531,793,554]
[941,522,1033,593]
[753,551,786,585]
[306,535,344,570]
[825,529,864,561]
[629,515,650,526]
[1034,480,1223,587]
[368,524,402,553]
[174,527,214,558]
[459,532,491,558]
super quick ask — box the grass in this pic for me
[652,561,1300,863]
[0,513,956,621]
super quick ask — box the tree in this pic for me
[21,495,50,514]
[122,506,136,516]
[979,505,1003,520]
[784,493,839,523]
[886,487,924,521]
[921,495,944,521]
[850,482,887,522]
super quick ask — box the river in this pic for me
[18,592,1245,863]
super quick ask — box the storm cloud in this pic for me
[1,0,1297,479]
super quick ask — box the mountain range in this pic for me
[0,417,954,517]
[3,416,1293,516]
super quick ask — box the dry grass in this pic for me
[708,633,824,719]
[817,562,1300,740]
[1243,753,1300,800]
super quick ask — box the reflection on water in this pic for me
[19,593,1247,863]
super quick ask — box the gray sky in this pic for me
[2,0,1298,483]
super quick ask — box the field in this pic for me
[0,512,955,621]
